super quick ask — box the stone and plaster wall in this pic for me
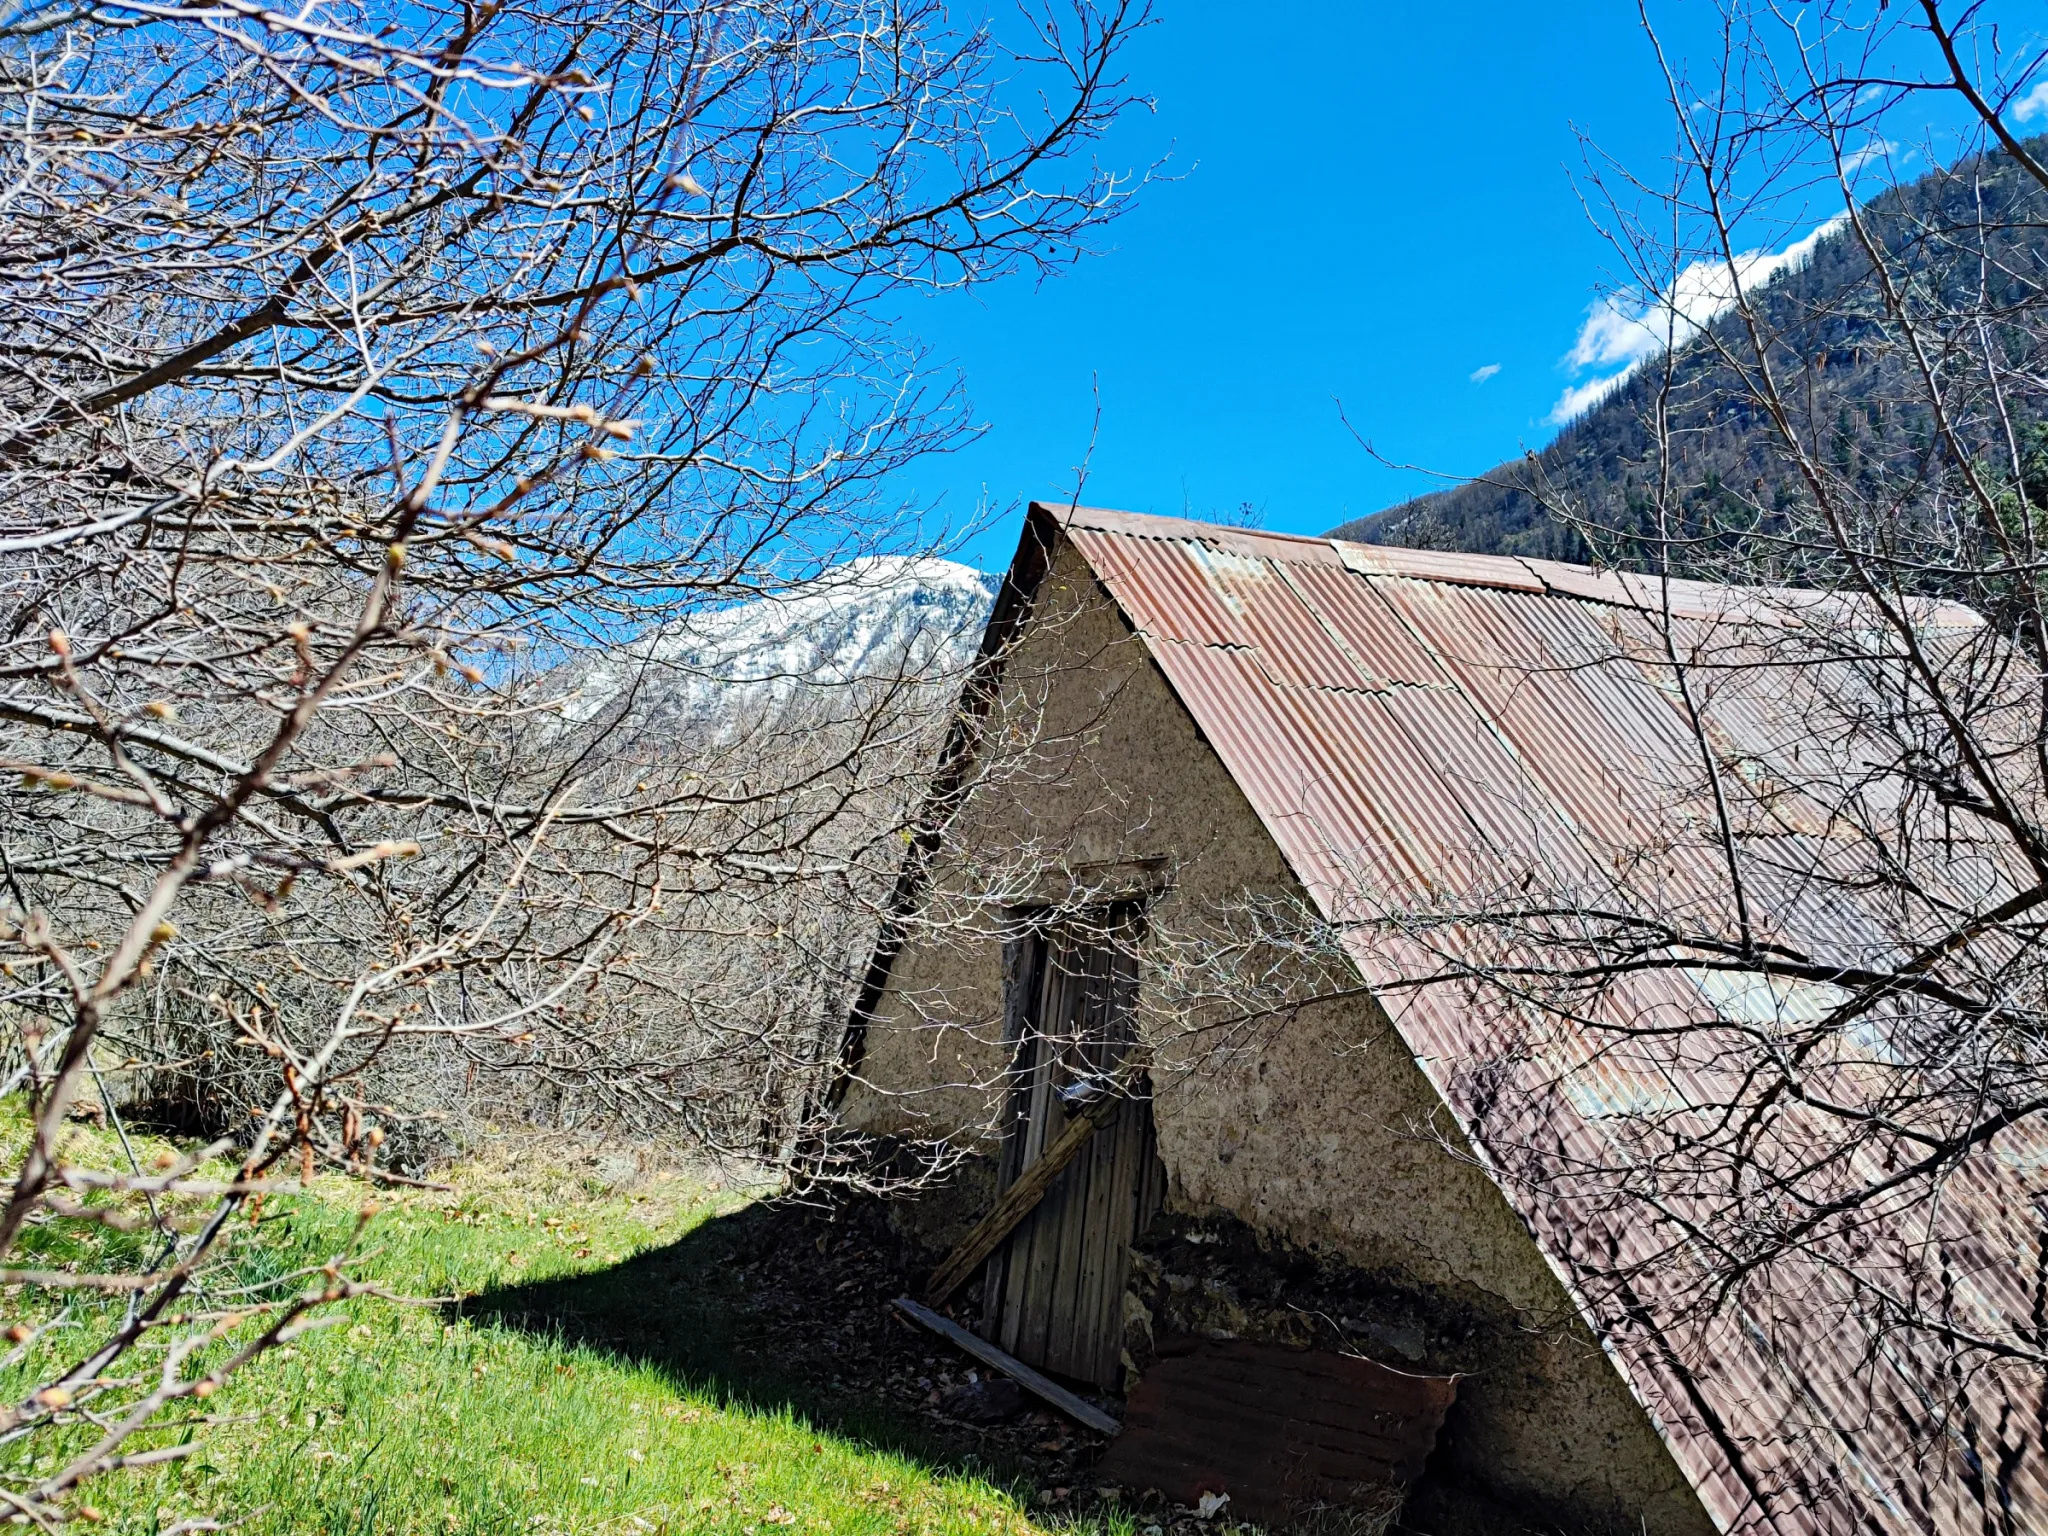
[841,536,1716,1536]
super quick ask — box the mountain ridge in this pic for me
[1327,141,2048,562]
[564,556,997,734]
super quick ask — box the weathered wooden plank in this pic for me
[999,934,1035,1064]
[925,1083,1124,1306]
[1070,1099,1125,1383]
[1065,1099,1118,1379]
[1100,1098,1150,1380]
[1014,1122,1072,1366]
[983,940,1050,1343]
[1003,975,1067,1365]
[892,1296,1121,1436]
[1039,942,1098,1379]
[1018,960,1064,1168]
[1043,1183,1082,1373]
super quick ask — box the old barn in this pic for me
[836,504,2048,1536]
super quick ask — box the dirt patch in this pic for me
[725,1191,1120,1490]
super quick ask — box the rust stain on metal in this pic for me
[1096,1339,1456,1524]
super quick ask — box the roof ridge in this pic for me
[1043,503,1982,629]
[1032,501,1334,549]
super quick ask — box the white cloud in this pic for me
[1838,138,1896,176]
[1549,374,1629,423]
[1469,363,1501,384]
[1547,214,1847,425]
[2016,79,2048,124]
[1565,299,1661,374]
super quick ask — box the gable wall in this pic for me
[842,537,1716,1536]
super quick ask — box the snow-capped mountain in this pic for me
[659,555,997,687]
[565,555,998,732]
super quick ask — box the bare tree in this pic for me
[0,0,1148,1520]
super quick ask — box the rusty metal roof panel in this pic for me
[1143,640,1403,901]
[1067,524,1252,648]
[1066,522,1371,692]
[1095,1338,1457,1522]
[1371,581,1657,860]
[1184,545,1377,692]
[1333,535,1548,591]
[1041,508,2048,1536]
[1519,555,1841,628]
[1371,680,1601,889]
[1440,592,1702,855]
[1275,560,1451,688]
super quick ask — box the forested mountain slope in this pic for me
[1328,142,2048,561]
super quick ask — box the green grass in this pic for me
[0,1111,1117,1536]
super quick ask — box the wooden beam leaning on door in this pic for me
[892,1297,1122,1435]
[924,1059,1145,1307]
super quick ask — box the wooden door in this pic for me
[983,917,1165,1388]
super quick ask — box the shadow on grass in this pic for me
[460,1199,1491,1536]
[454,1195,1056,1483]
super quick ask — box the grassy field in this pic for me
[0,1111,1121,1536]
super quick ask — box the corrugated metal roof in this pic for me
[1043,503,2048,1536]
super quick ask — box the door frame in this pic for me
[982,905,1164,1387]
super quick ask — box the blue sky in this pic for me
[884,0,1979,570]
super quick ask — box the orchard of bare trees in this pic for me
[0,0,1148,1519]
